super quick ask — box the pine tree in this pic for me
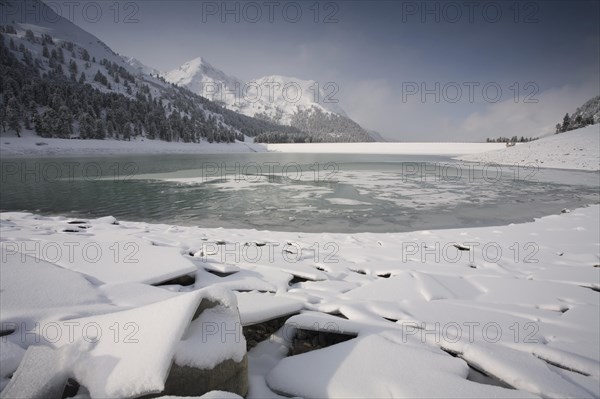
[95,119,106,139]
[57,106,73,138]
[94,71,108,86]
[6,97,22,137]
[34,110,44,136]
[43,46,49,58]
[69,59,78,74]
[107,121,114,137]
[25,29,35,42]
[0,107,6,133]
[561,113,570,133]
[123,123,132,141]
[79,113,95,138]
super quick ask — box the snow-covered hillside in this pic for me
[0,0,168,101]
[458,124,600,171]
[0,0,129,71]
[0,0,305,144]
[571,95,600,125]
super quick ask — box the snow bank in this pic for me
[0,131,266,157]
[457,124,600,171]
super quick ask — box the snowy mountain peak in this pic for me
[124,56,160,76]
[162,56,244,100]
[176,57,208,77]
[163,58,349,124]
[184,56,210,69]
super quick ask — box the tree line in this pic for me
[485,136,537,143]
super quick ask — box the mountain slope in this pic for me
[0,0,300,143]
[570,95,600,125]
[555,95,600,134]
[458,124,600,171]
[163,57,245,106]
[164,57,375,142]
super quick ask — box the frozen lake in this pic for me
[1,153,598,233]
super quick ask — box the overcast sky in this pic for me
[57,0,599,141]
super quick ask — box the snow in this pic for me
[325,198,371,206]
[1,215,198,285]
[0,130,266,157]
[158,392,242,399]
[4,126,596,171]
[0,345,71,399]
[266,333,535,398]
[174,303,246,369]
[1,206,599,397]
[458,124,600,171]
[3,0,131,73]
[48,290,206,398]
[267,141,507,155]
[0,341,25,382]
[0,244,111,327]
[163,58,346,125]
[235,293,303,326]
[459,343,594,398]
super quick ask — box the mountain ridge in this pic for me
[162,56,377,142]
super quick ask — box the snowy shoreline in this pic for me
[1,206,599,397]
[0,132,504,158]
[1,125,598,173]
[0,131,268,157]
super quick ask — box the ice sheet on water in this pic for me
[47,290,207,398]
[0,247,111,325]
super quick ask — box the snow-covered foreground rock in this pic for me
[1,207,599,398]
[458,124,600,171]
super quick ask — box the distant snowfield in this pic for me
[1,207,599,397]
[267,141,506,155]
[458,124,600,171]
